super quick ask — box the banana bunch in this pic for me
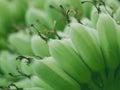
[1,0,120,90]
[5,13,120,90]
[34,13,120,90]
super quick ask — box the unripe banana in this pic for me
[70,22,105,72]
[31,76,53,90]
[15,78,33,88]
[34,57,81,90]
[26,7,53,33]
[97,13,120,70]
[8,31,34,55]
[31,35,50,58]
[0,51,21,81]
[49,39,91,84]
[82,1,92,19]
[115,6,120,22]
[91,6,112,28]
[20,59,35,75]
[44,0,66,31]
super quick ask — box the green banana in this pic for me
[31,76,53,90]
[34,57,81,90]
[115,6,120,22]
[97,13,120,70]
[31,35,50,58]
[70,22,105,72]
[26,7,53,33]
[49,39,92,84]
[8,31,34,55]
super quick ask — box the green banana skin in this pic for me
[8,31,34,55]
[34,57,81,90]
[31,35,50,58]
